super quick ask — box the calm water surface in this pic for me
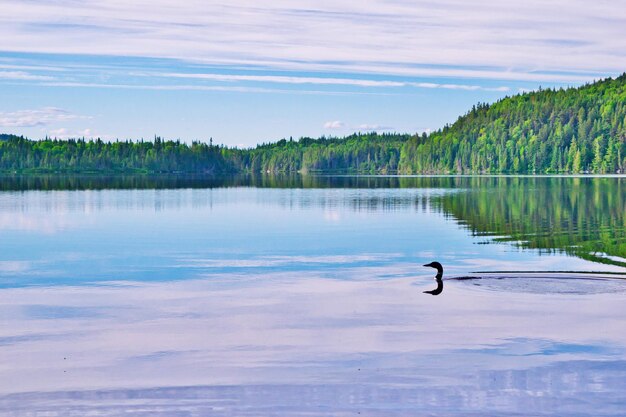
[0,175,625,416]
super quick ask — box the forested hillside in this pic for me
[1,74,625,174]
[400,74,626,173]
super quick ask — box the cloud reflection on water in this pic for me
[0,274,625,415]
[1,179,625,414]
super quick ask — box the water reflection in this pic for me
[0,188,442,219]
[1,176,626,415]
[0,275,625,415]
[0,173,465,191]
[452,272,626,295]
[1,366,625,417]
[432,176,626,268]
[1,174,623,268]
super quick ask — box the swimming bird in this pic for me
[423,261,444,295]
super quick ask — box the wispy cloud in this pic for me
[409,82,510,92]
[324,120,346,129]
[48,127,104,139]
[0,260,31,273]
[325,121,394,131]
[0,0,623,83]
[0,70,54,81]
[42,82,279,94]
[0,107,87,127]
[356,124,394,131]
[39,81,397,96]
[153,72,510,91]
[0,1,623,144]
[160,72,405,87]
[0,63,67,72]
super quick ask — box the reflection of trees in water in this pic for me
[0,175,448,214]
[2,174,624,268]
[0,174,247,191]
[433,177,626,268]
[0,174,467,191]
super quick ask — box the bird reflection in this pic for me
[423,261,444,295]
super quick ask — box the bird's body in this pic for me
[423,261,444,295]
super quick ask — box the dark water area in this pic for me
[0,173,445,190]
[4,172,620,190]
[0,174,625,416]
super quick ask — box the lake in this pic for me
[1,175,625,416]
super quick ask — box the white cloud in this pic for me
[0,107,87,127]
[48,127,69,136]
[410,82,510,92]
[356,124,394,131]
[0,63,67,72]
[324,120,345,129]
[152,72,510,91]
[0,260,31,273]
[0,0,623,83]
[160,72,404,87]
[0,70,54,81]
[324,122,394,131]
[48,127,106,139]
[39,81,394,96]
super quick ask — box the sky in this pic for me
[0,0,625,147]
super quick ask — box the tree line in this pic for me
[1,73,625,174]
[399,74,626,174]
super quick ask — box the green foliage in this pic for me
[0,132,410,174]
[1,74,625,174]
[399,74,626,174]
[231,133,410,174]
[0,135,234,173]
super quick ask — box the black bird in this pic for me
[423,261,443,295]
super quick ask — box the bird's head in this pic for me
[423,261,443,274]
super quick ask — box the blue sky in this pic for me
[0,0,625,147]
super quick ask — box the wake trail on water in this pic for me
[447,271,626,295]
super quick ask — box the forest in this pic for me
[399,73,626,174]
[1,73,625,174]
